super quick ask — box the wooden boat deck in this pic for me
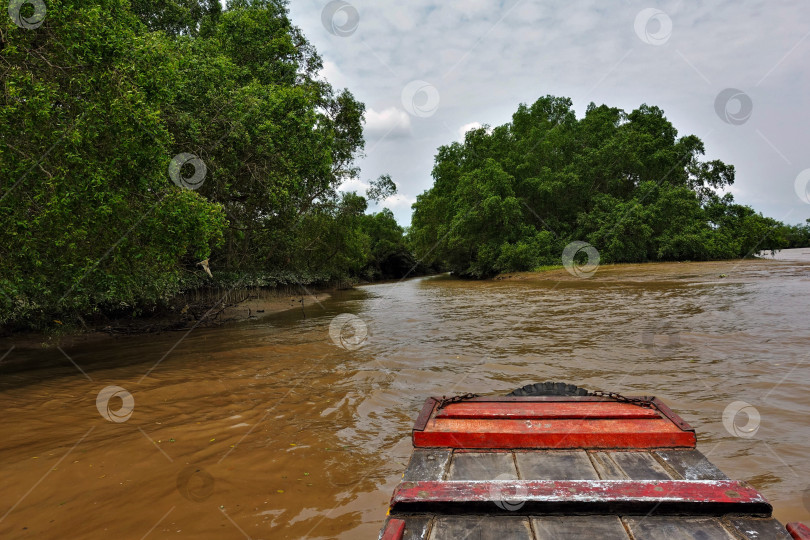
[379,395,807,540]
[382,448,791,539]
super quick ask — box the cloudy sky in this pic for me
[284,0,810,226]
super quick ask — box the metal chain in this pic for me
[436,390,653,409]
[588,390,654,408]
[436,393,480,409]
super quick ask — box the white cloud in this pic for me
[364,107,411,139]
[381,193,416,210]
[320,60,349,89]
[458,121,483,140]
[338,177,370,194]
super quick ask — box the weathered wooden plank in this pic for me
[428,516,533,540]
[404,517,432,540]
[447,452,517,480]
[515,451,599,480]
[403,449,452,481]
[390,480,772,515]
[611,452,672,480]
[414,418,696,449]
[532,516,629,539]
[623,516,736,539]
[435,402,661,420]
[726,517,794,539]
[590,452,628,480]
[655,449,729,480]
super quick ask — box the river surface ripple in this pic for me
[2,249,810,538]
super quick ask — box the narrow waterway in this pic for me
[2,249,810,539]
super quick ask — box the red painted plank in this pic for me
[380,518,406,540]
[390,479,771,515]
[788,523,810,540]
[435,401,661,420]
[414,418,696,449]
[393,479,765,504]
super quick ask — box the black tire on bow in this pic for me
[506,382,590,397]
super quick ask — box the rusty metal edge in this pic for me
[413,397,439,433]
[651,397,695,433]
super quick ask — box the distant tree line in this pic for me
[0,0,413,330]
[782,220,810,248]
[409,96,809,277]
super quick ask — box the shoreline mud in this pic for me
[0,286,333,353]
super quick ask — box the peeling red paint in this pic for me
[391,479,771,513]
[379,518,405,540]
[788,522,810,539]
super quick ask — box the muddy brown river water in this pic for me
[2,249,810,539]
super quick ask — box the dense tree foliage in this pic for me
[780,219,810,248]
[359,208,418,280]
[2,2,806,331]
[410,96,804,277]
[0,0,406,329]
[130,0,221,36]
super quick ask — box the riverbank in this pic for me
[4,255,803,351]
[0,285,333,353]
[495,257,796,283]
[0,265,439,352]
